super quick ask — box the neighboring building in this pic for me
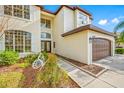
[0,5,115,64]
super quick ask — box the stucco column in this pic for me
[87,31,92,64]
[112,40,115,56]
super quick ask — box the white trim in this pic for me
[87,30,92,64]
[3,5,31,22]
[41,11,55,18]
[41,38,52,41]
[41,16,53,30]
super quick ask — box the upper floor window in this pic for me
[4,5,30,20]
[4,5,12,16]
[13,5,23,18]
[24,5,30,19]
[41,32,51,39]
[41,18,51,29]
[79,12,87,25]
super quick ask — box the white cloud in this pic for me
[119,16,124,19]
[98,19,108,25]
[112,18,119,23]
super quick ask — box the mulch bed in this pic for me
[21,66,38,88]
[0,64,23,73]
[0,64,80,88]
[58,55,105,76]
[81,64,105,75]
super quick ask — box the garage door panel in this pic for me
[92,38,111,61]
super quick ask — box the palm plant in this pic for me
[116,36,124,47]
[114,21,124,47]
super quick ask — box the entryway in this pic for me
[41,41,51,52]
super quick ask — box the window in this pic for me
[46,20,51,28]
[14,31,24,52]
[53,42,55,48]
[13,5,23,18]
[41,18,51,29]
[4,5,12,15]
[41,18,45,27]
[5,30,31,52]
[79,12,87,25]
[5,31,13,51]
[4,5,30,19]
[41,32,51,39]
[25,32,31,52]
[24,5,30,19]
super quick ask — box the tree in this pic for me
[0,16,11,40]
[115,35,124,47]
[114,21,124,47]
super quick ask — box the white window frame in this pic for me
[41,17,52,30]
[3,5,30,20]
[78,12,88,25]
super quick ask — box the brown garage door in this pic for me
[92,38,111,61]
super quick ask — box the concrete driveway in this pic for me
[58,55,124,88]
[94,54,124,74]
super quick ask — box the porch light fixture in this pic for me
[89,37,93,43]
[89,36,95,43]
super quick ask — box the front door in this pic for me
[41,41,51,52]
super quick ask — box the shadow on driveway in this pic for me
[94,54,124,71]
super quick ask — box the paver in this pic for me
[98,70,124,88]
[84,79,113,88]
[58,59,95,87]
[68,69,95,87]
[58,59,77,72]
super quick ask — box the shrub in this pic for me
[0,51,19,66]
[17,63,30,68]
[23,54,38,64]
[35,54,69,88]
[19,52,48,65]
[41,51,48,61]
[115,48,124,54]
[0,72,25,88]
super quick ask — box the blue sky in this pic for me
[43,5,124,32]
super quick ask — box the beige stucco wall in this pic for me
[53,7,64,53]
[53,8,89,63]
[54,30,89,64]
[57,6,92,33]
[63,7,75,32]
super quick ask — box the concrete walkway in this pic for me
[58,58,124,88]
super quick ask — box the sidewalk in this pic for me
[58,58,115,88]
